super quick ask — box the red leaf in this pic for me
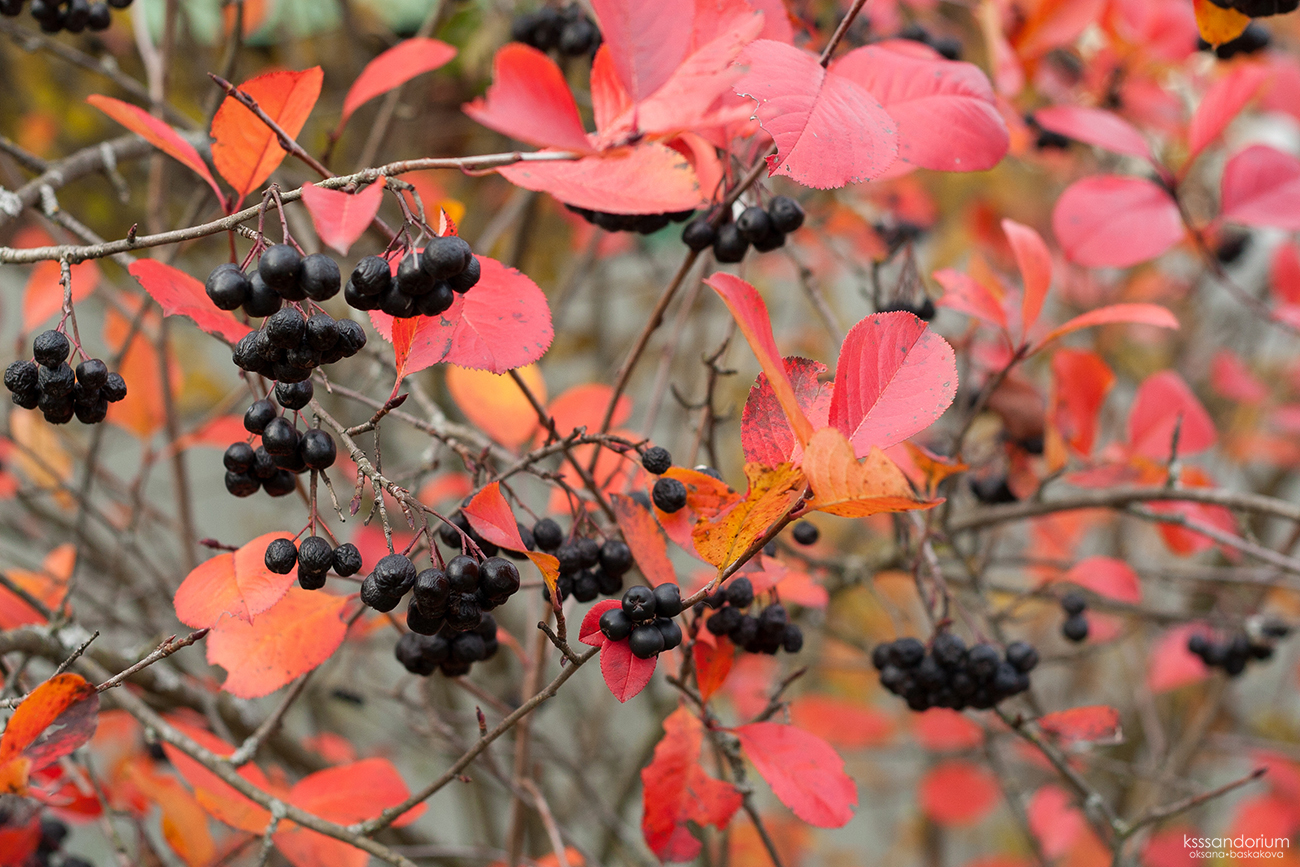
[641,706,742,862]
[600,637,657,702]
[733,721,857,828]
[211,67,323,202]
[1127,370,1216,460]
[1038,705,1122,745]
[1148,625,1211,693]
[463,44,593,152]
[708,273,814,445]
[546,383,631,438]
[163,719,275,831]
[580,599,621,647]
[832,42,1007,172]
[788,696,893,749]
[1187,64,1269,163]
[205,588,349,699]
[590,0,693,103]
[128,259,252,344]
[301,179,385,256]
[1027,785,1086,858]
[1003,219,1052,337]
[828,312,958,457]
[340,38,456,128]
[24,259,98,332]
[933,268,1008,330]
[496,144,705,214]
[1061,556,1141,604]
[694,634,734,701]
[463,482,560,586]
[87,95,224,201]
[1210,349,1269,404]
[741,357,833,466]
[1220,144,1300,230]
[370,256,553,375]
[173,531,299,628]
[1053,176,1184,268]
[0,674,98,795]
[610,494,677,587]
[734,39,898,188]
[912,708,983,751]
[1038,303,1180,347]
[918,760,999,826]
[1032,105,1149,159]
[1046,349,1114,467]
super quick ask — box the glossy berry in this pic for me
[767,196,805,233]
[332,543,362,577]
[258,244,302,291]
[264,538,297,574]
[629,623,665,659]
[244,274,283,317]
[572,570,599,602]
[652,477,687,513]
[532,518,563,551]
[298,536,334,574]
[641,446,672,475]
[223,441,255,473]
[372,554,418,597]
[33,330,70,368]
[299,429,337,470]
[263,469,296,497]
[449,256,481,294]
[244,399,277,434]
[261,417,299,456]
[682,219,716,251]
[1061,591,1087,616]
[598,540,633,576]
[422,236,473,281]
[712,223,748,263]
[792,521,819,545]
[1006,641,1040,673]
[206,264,250,310]
[725,576,754,609]
[480,557,521,598]
[349,255,392,297]
[595,568,623,596]
[652,583,683,618]
[414,569,451,614]
[446,555,480,593]
[600,607,633,641]
[1062,614,1089,643]
[75,358,108,389]
[891,637,926,668]
[275,380,313,410]
[967,643,1001,679]
[299,254,341,300]
[656,617,683,651]
[621,585,656,621]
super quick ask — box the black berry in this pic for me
[275,380,313,410]
[641,446,672,475]
[206,264,250,310]
[792,521,819,545]
[33,330,70,368]
[299,429,337,470]
[652,477,687,512]
[600,607,633,641]
[299,254,341,300]
[651,583,682,618]
[259,244,302,292]
[621,585,656,621]
[261,417,299,456]
[767,196,805,233]
[332,543,362,576]
[1062,614,1089,643]
[297,536,334,574]
[244,399,277,434]
[629,623,665,658]
[264,538,297,574]
[598,540,633,576]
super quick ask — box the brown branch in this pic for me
[95,629,209,693]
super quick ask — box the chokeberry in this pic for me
[380,284,418,317]
[244,273,283,317]
[305,314,339,353]
[332,543,362,576]
[225,471,260,497]
[299,254,341,300]
[1061,591,1087,616]
[652,583,683,618]
[932,632,967,668]
[446,555,481,593]
[736,206,773,244]
[417,283,456,316]
[360,575,401,611]
[396,253,435,297]
[372,554,418,597]
[725,576,754,609]
[422,236,473,282]
[652,477,688,513]
[395,632,439,675]
[266,307,306,349]
[349,255,392,297]
[622,584,656,621]
[595,568,623,596]
[891,637,926,668]
[682,219,716,251]
[75,358,108,389]
[575,537,600,569]
[206,264,250,311]
[555,543,583,574]
[275,380,314,410]
[629,623,665,658]
[572,570,599,602]
[259,244,302,291]
[448,256,481,294]
[707,606,741,635]
[33,330,70,368]
[103,372,128,402]
[657,617,683,650]
[792,521,819,545]
[264,538,298,574]
[261,417,300,456]
[335,319,368,356]
[598,540,633,576]
[782,624,804,653]
[1062,614,1089,643]
[297,536,334,574]
[445,594,483,631]
[767,196,805,233]
[263,469,297,497]
[414,569,451,615]
[39,362,74,398]
[223,442,255,473]
[1005,641,1039,673]
[713,223,748,263]
[641,446,673,475]
[600,607,633,641]
[299,429,337,470]
[967,643,1000,680]
[407,601,445,635]
[480,558,521,598]
[244,399,277,434]
[4,360,37,395]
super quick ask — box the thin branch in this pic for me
[95,629,209,693]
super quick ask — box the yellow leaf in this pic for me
[9,411,72,507]
[1194,0,1250,44]
[803,428,939,518]
[693,463,806,572]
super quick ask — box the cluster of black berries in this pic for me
[231,307,367,384]
[641,447,691,514]
[1060,592,1090,643]
[5,331,126,425]
[873,634,1038,711]
[207,245,342,319]
[566,205,695,235]
[1206,0,1296,17]
[1,0,129,33]
[396,614,500,678]
[510,3,601,56]
[362,551,522,638]
[599,583,684,658]
[264,537,361,589]
[343,238,480,319]
[682,197,806,264]
[18,814,92,867]
[534,517,635,603]
[898,23,962,60]
[224,400,337,497]
[702,577,803,655]
[1188,621,1290,677]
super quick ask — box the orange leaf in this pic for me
[173,531,300,629]
[803,428,936,518]
[694,634,734,701]
[692,463,806,572]
[610,493,676,586]
[8,411,72,504]
[1193,0,1250,45]
[446,364,544,448]
[86,95,224,201]
[462,482,560,591]
[205,588,349,699]
[641,706,742,861]
[125,763,218,867]
[23,259,98,332]
[104,307,180,439]
[0,543,74,629]
[1038,705,1122,745]
[162,718,275,832]
[655,467,744,557]
[211,67,323,202]
[0,673,98,795]
[1037,303,1179,348]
